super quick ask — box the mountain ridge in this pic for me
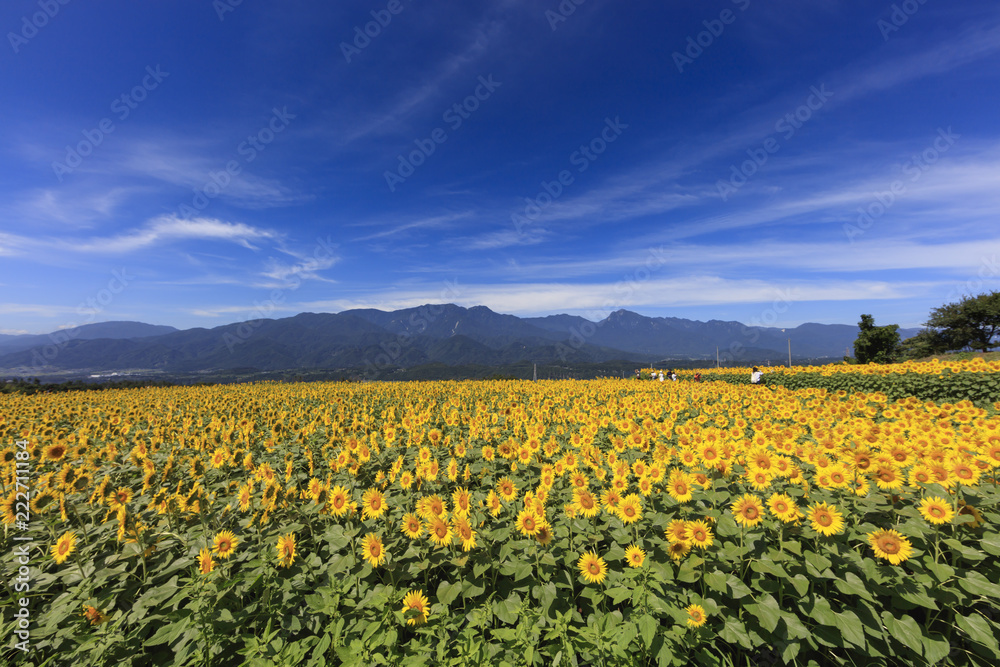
[0,306,920,377]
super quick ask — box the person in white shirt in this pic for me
[750,367,762,384]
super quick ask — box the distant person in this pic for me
[694,372,701,382]
[658,371,664,382]
[635,368,641,380]
[750,367,762,385]
[671,371,678,382]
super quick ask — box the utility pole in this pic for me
[716,346,719,368]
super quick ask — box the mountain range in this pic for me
[0,306,921,377]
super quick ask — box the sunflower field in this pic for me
[2,368,1000,666]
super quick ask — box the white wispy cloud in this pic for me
[66,216,280,254]
[341,24,500,144]
[299,276,937,319]
[352,211,474,242]
[0,303,82,317]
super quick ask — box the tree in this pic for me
[925,291,1000,353]
[853,314,901,364]
[899,329,948,360]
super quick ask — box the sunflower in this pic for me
[873,464,904,491]
[361,488,387,520]
[731,494,765,527]
[485,490,502,517]
[685,604,707,628]
[535,524,554,546]
[452,487,472,517]
[109,486,134,509]
[428,516,452,547]
[51,531,77,564]
[237,483,253,512]
[601,488,622,514]
[957,501,985,530]
[686,520,714,549]
[399,470,415,490]
[421,494,447,519]
[329,485,353,516]
[577,551,608,585]
[665,519,690,544]
[908,464,933,487]
[212,530,238,559]
[928,463,950,485]
[453,516,477,552]
[198,546,215,574]
[401,589,430,626]
[827,465,850,489]
[1,494,16,525]
[31,489,57,515]
[624,544,646,568]
[667,472,694,503]
[516,508,545,537]
[82,605,108,626]
[42,443,68,463]
[497,477,518,503]
[808,502,844,536]
[401,513,423,539]
[276,533,296,568]
[868,528,913,565]
[571,489,600,518]
[950,460,981,486]
[766,493,801,523]
[918,496,954,525]
[56,465,78,490]
[361,533,386,567]
[667,540,692,561]
[616,494,643,525]
[747,470,773,492]
[747,447,773,472]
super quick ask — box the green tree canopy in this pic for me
[925,291,1000,353]
[853,314,901,364]
[899,329,948,360]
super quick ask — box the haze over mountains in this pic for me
[0,305,920,377]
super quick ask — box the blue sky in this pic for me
[2,0,999,335]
